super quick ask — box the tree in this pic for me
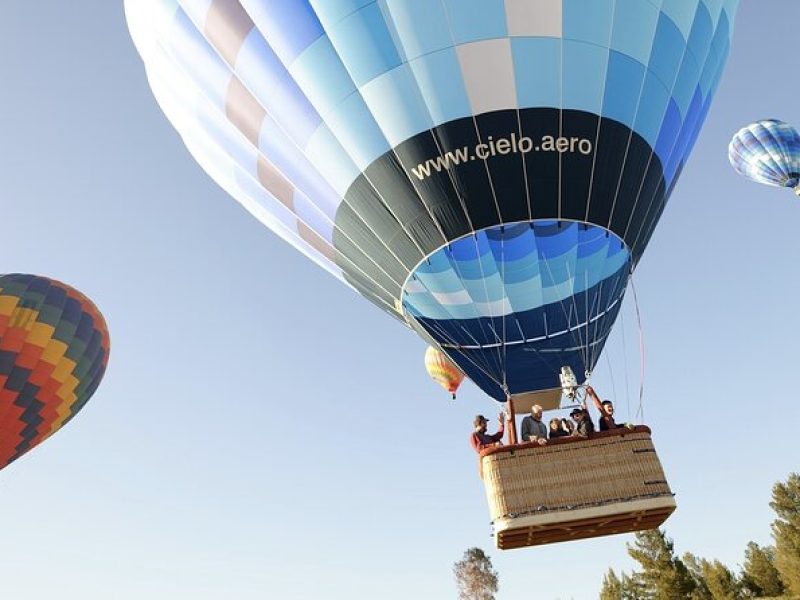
[600,568,645,600]
[627,529,697,599]
[770,473,800,597]
[600,568,624,600]
[682,553,712,600]
[453,547,499,600]
[741,542,784,597]
[700,559,740,599]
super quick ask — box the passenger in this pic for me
[548,417,568,439]
[470,413,505,454]
[586,385,621,431]
[520,404,548,445]
[561,418,575,436]
[569,405,595,438]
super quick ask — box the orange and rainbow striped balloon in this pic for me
[424,346,464,399]
[0,274,110,470]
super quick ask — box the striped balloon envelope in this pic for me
[0,274,110,470]
[425,345,464,399]
[127,0,738,405]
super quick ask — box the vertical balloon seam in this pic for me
[152,4,414,317]
[163,1,413,310]
[623,1,721,252]
[618,3,704,247]
[320,0,511,345]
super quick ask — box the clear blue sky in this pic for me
[0,2,798,599]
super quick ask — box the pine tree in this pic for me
[741,542,784,597]
[621,572,648,600]
[600,568,623,600]
[600,569,646,600]
[700,559,740,599]
[682,553,712,600]
[770,473,800,597]
[627,529,696,599]
[453,547,499,600]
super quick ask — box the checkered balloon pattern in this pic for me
[729,119,800,192]
[127,0,738,401]
[0,274,110,470]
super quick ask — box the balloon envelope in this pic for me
[425,345,464,396]
[729,119,800,192]
[127,0,737,401]
[0,274,110,470]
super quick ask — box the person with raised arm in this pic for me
[470,413,506,453]
[586,385,623,431]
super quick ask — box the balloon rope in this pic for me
[587,273,601,374]
[619,295,632,423]
[603,348,618,412]
[412,316,507,391]
[583,269,592,375]
[501,232,509,395]
[539,249,587,368]
[630,274,645,423]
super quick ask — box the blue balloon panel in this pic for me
[403,222,630,399]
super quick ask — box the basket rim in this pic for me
[479,424,653,460]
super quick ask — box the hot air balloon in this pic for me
[425,345,463,399]
[0,274,110,470]
[127,0,738,548]
[729,119,800,196]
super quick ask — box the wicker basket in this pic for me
[480,427,675,549]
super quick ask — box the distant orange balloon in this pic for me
[425,346,464,399]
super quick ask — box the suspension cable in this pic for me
[629,274,645,423]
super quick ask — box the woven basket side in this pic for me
[481,432,671,521]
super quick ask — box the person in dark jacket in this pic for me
[586,385,622,431]
[520,404,548,445]
[548,417,568,439]
[570,405,595,438]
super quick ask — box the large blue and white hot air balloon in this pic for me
[126,0,738,406]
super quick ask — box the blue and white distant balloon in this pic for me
[729,119,800,196]
[127,0,738,402]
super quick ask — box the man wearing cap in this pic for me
[520,404,548,445]
[470,413,506,454]
[569,404,595,438]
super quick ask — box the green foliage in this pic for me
[627,530,697,599]
[701,559,740,599]
[771,473,800,597]
[600,569,624,600]
[600,568,649,599]
[682,553,712,600]
[453,547,499,600]
[595,474,800,599]
[741,542,784,597]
